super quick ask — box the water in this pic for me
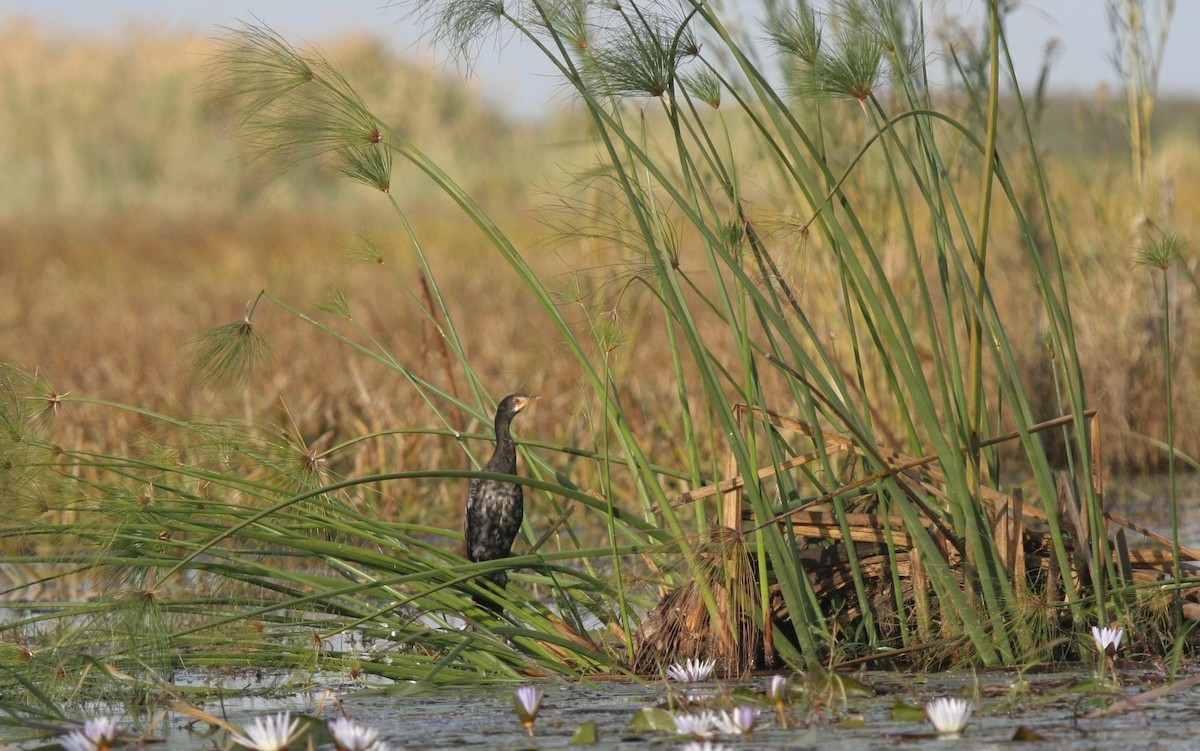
[51,667,1200,750]
[1106,473,1200,549]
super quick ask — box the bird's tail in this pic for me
[471,570,509,616]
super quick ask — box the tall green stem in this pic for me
[1163,268,1180,629]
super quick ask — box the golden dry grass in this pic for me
[2,19,1199,535]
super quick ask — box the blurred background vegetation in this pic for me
[1,13,1197,527]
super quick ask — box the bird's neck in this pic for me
[488,415,517,470]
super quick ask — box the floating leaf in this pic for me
[1065,678,1116,693]
[811,668,875,698]
[569,720,598,745]
[891,699,926,722]
[630,707,677,733]
[730,686,770,706]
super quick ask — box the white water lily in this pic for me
[229,712,305,751]
[680,742,729,751]
[59,717,121,751]
[1091,625,1124,656]
[666,657,716,683]
[60,733,97,751]
[924,697,974,735]
[673,710,719,739]
[513,686,544,736]
[714,706,759,736]
[327,717,387,751]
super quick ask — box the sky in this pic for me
[4,1,1198,117]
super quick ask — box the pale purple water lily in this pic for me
[513,686,544,736]
[714,706,759,736]
[767,674,790,728]
[229,712,306,751]
[673,710,719,739]
[327,717,387,751]
[1091,625,1124,656]
[766,675,789,704]
[924,697,974,735]
[666,657,716,683]
[59,717,121,751]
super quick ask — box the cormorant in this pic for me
[465,393,538,613]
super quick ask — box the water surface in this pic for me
[132,666,1200,750]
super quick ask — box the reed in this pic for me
[1134,231,1187,631]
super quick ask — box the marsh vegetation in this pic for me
[0,0,1198,745]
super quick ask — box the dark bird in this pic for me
[465,393,538,613]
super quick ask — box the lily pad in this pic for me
[890,699,926,722]
[730,686,770,706]
[811,668,876,698]
[1012,725,1046,741]
[630,707,677,733]
[569,720,598,745]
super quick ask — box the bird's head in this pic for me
[498,393,540,420]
